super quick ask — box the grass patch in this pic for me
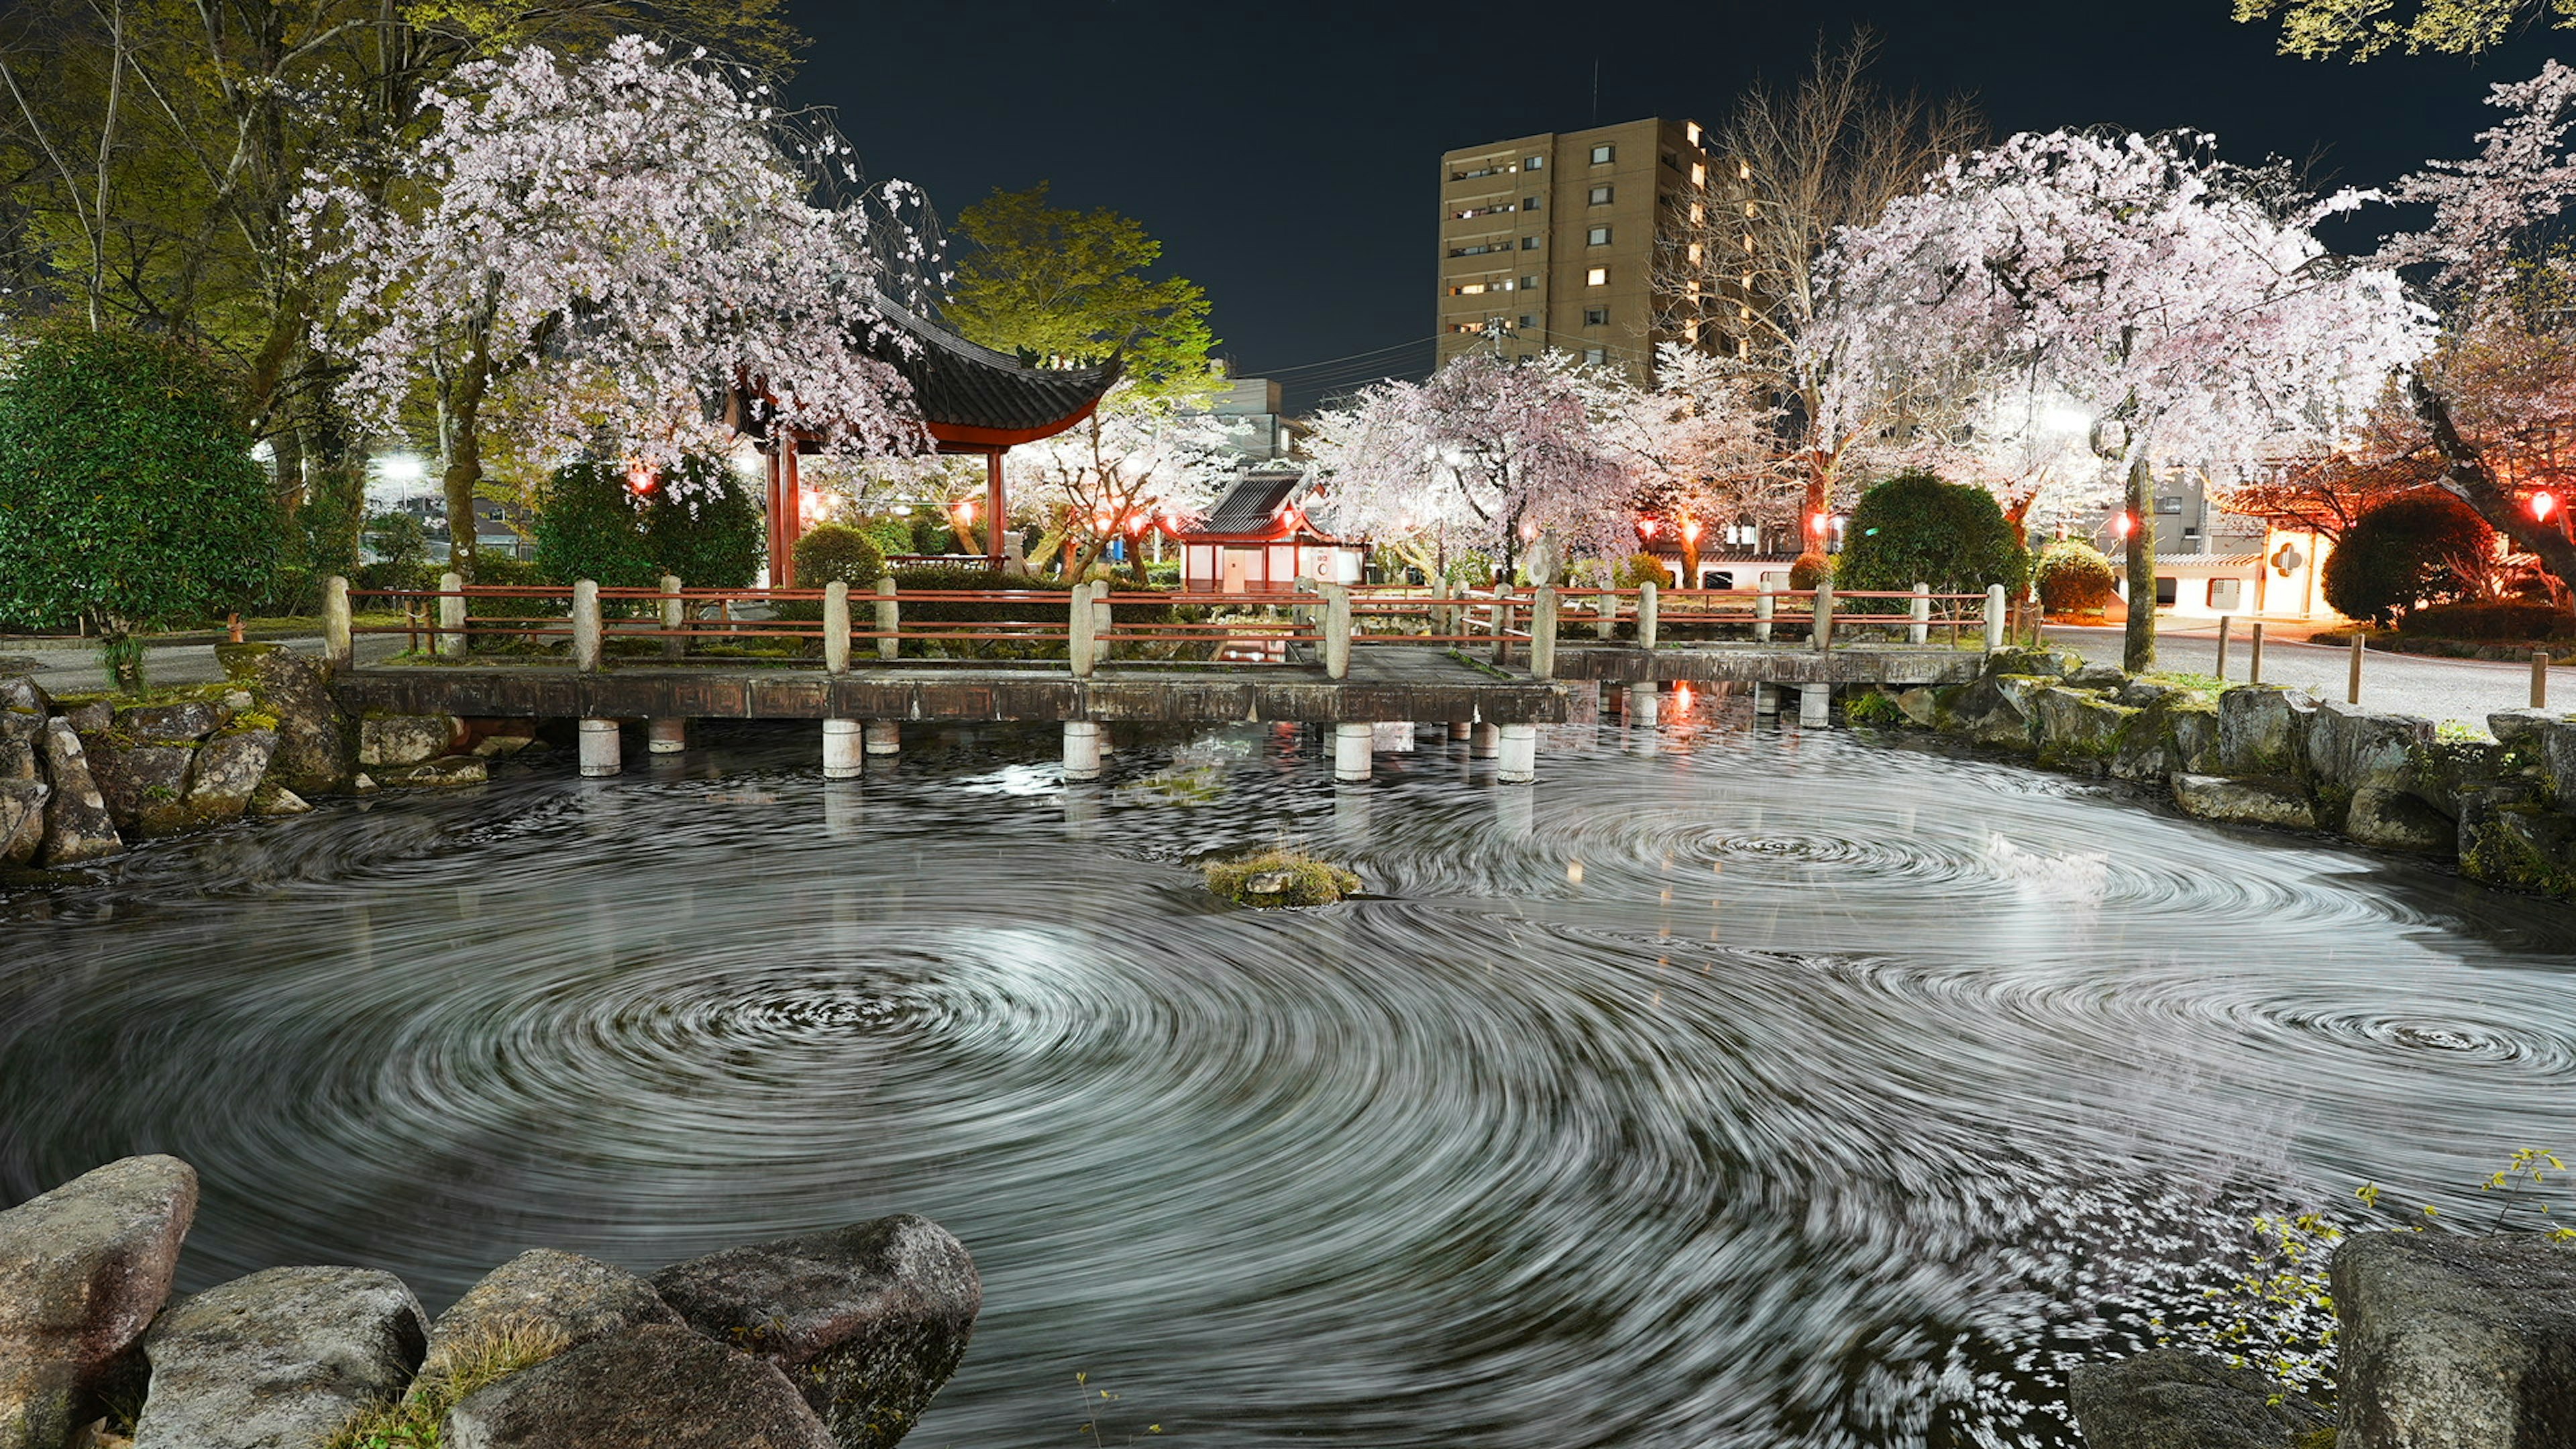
[2140,670,2226,694]
[1844,690,1904,726]
[1203,847,1360,907]
[325,1320,571,1449]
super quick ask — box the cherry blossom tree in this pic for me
[298,36,924,573]
[1809,129,2432,667]
[1585,344,1799,579]
[1304,352,1628,582]
[1008,382,1231,582]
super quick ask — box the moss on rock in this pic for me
[1205,848,1361,907]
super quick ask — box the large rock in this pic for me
[2032,686,2136,769]
[0,1156,197,1449]
[37,720,123,865]
[2459,791,2576,896]
[1893,687,1939,728]
[2218,686,2310,779]
[422,1250,678,1393]
[2305,700,2434,828]
[114,702,222,744]
[651,1216,981,1449]
[2064,662,2128,690]
[0,676,49,737]
[217,644,350,794]
[2332,1231,2576,1449]
[1947,674,2040,750]
[2493,710,2576,803]
[442,1322,834,1449]
[380,755,488,790]
[2068,1347,2332,1449]
[2347,786,2456,855]
[0,780,45,866]
[183,730,277,828]
[80,737,193,839]
[359,714,458,769]
[133,1265,426,1449]
[2171,773,2317,830]
[1982,646,2081,680]
[2408,737,2524,819]
[0,737,33,783]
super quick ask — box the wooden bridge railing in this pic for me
[323,573,2008,682]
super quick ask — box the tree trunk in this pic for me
[439,352,489,581]
[2410,372,2576,599]
[2123,453,2156,673]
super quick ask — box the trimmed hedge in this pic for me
[531,455,762,590]
[2322,490,2489,625]
[2037,539,2118,614]
[2396,599,2576,641]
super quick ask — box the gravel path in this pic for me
[2043,622,2556,733]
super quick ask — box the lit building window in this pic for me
[1521,236,1541,250]
[1519,313,1538,328]
[1589,184,1613,205]
[1688,243,1703,264]
[1525,155,1544,170]
[1587,266,1609,286]
[1587,225,1612,246]
[1692,162,1707,186]
[1590,144,1615,164]
[1690,203,1705,225]
[1686,121,1703,145]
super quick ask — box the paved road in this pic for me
[2043,622,2552,732]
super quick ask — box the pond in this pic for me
[4,702,2571,1448]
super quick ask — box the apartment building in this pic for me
[1435,117,1727,384]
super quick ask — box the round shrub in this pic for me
[792,523,885,591]
[1834,472,2031,601]
[2323,490,2491,625]
[1615,552,1671,588]
[0,326,278,688]
[532,455,762,590]
[1788,551,1835,590]
[2037,539,2118,615]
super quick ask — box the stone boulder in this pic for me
[0,676,50,729]
[0,780,44,866]
[359,714,458,770]
[2032,686,2136,769]
[2331,1230,2576,1449]
[2217,686,2311,779]
[2408,737,2524,819]
[182,730,276,828]
[651,1216,981,1449]
[133,1265,426,1449]
[217,644,350,795]
[442,1322,833,1449]
[2347,786,2455,855]
[2172,773,2317,830]
[248,785,310,818]
[422,1250,679,1393]
[380,755,488,790]
[2491,709,2576,803]
[0,737,32,784]
[1947,675,2042,750]
[57,700,111,735]
[80,737,193,839]
[1982,646,2081,680]
[2065,662,2128,690]
[1893,687,1939,728]
[114,702,221,744]
[2304,700,2434,827]
[38,720,123,865]
[0,1155,197,1449]
[2068,1347,2332,1449]
[2459,790,2576,894]
[2112,678,2182,709]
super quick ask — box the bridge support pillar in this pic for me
[864,720,902,756]
[1754,682,1780,717]
[1626,684,1660,728]
[647,718,687,754]
[1497,723,1538,785]
[1447,720,1472,741]
[1064,721,1104,783]
[1334,722,1375,783]
[578,718,621,777]
[1468,722,1499,759]
[822,718,863,780]
[1794,685,1832,727]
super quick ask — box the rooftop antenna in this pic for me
[1591,58,1599,125]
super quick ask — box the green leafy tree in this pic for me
[0,327,278,689]
[531,455,761,588]
[1833,471,2033,600]
[2036,539,2119,615]
[941,182,1216,397]
[2233,0,2566,57]
[2322,488,2493,624]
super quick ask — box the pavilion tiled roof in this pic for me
[867,292,1120,437]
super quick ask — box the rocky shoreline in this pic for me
[1863,646,2576,898]
[0,1157,978,1449]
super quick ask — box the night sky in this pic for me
[791,2,2565,409]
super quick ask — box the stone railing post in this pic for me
[1531,587,1559,680]
[1593,588,1617,641]
[323,576,353,672]
[823,580,851,675]
[572,579,602,672]
[1811,578,1835,652]
[1984,584,2006,652]
[1322,581,1352,680]
[660,574,685,661]
[1754,580,1775,644]
[1068,581,1098,678]
[1909,582,1930,646]
[875,577,899,661]
[1093,587,1114,667]
[1489,585,1513,667]
[1636,580,1659,653]
[437,570,466,657]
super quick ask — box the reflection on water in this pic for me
[4,687,2573,1448]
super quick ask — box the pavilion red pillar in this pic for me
[764,447,786,588]
[780,444,803,588]
[985,451,1006,570]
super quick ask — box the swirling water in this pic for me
[3,696,2573,1448]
